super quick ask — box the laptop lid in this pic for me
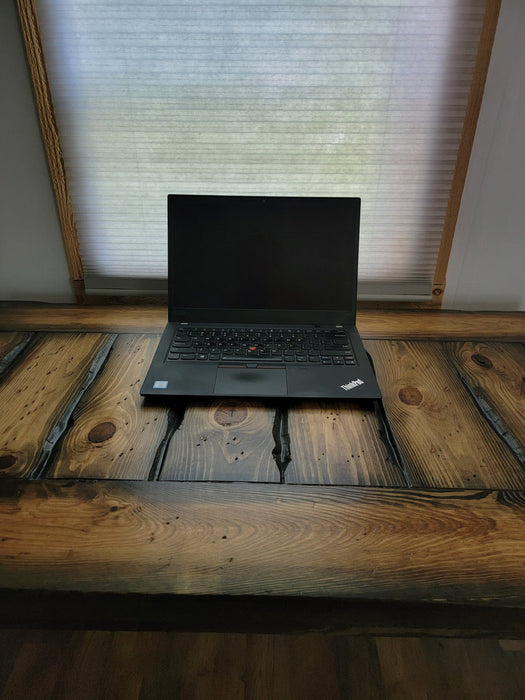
[168,194,360,326]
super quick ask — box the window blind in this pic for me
[35,0,486,298]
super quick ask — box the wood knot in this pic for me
[88,421,117,444]
[214,402,248,427]
[398,386,423,406]
[471,353,493,369]
[0,454,17,470]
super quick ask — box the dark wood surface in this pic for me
[1,307,525,634]
[2,629,525,700]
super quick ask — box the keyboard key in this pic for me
[322,350,354,357]
[222,354,284,362]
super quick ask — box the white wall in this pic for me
[0,0,74,303]
[442,0,525,311]
[1,0,523,309]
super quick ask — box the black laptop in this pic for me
[140,194,381,399]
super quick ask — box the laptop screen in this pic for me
[168,194,360,318]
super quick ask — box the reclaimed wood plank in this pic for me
[1,480,525,607]
[0,333,114,479]
[445,342,525,463]
[286,401,405,486]
[49,335,173,480]
[0,331,33,376]
[356,310,525,340]
[161,399,279,482]
[0,305,168,333]
[1,306,524,339]
[368,340,525,489]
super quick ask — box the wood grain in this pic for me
[1,306,525,339]
[0,333,114,478]
[445,342,525,462]
[49,335,170,479]
[1,480,525,607]
[368,340,525,489]
[286,401,405,486]
[161,400,279,482]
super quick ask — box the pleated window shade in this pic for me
[35,0,486,298]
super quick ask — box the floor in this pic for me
[1,631,525,699]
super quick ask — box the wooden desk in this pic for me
[1,306,525,636]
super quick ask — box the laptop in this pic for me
[140,194,381,399]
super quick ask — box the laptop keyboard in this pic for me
[167,327,356,365]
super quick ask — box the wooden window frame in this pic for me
[17,0,501,307]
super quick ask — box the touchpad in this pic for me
[215,367,287,396]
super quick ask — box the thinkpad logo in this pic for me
[340,378,364,391]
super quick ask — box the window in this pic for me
[21,0,497,302]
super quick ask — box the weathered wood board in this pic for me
[1,480,525,605]
[286,401,406,486]
[161,400,279,482]
[49,335,171,480]
[368,340,525,489]
[2,306,525,339]
[0,333,114,479]
[445,342,525,462]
